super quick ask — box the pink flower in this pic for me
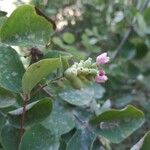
[95,69,108,83]
[96,52,110,65]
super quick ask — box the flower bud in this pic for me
[72,63,78,68]
[77,67,84,74]
[91,63,97,68]
[88,69,98,75]
[70,77,84,89]
[86,74,95,81]
[78,75,88,83]
[83,57,92,68]
[78,60,84,67]
[81,68,90,75]
[96,52,110,65]
[64,68,77,80]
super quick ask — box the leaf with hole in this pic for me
[90,105,145,143]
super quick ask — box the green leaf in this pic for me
[8,98,52,127]
[90,105,145,143]
[0,46,25,93]
[59,86,94,106]
[131,131,150,150]
[0,88,16,108]
[42,102,75,137]
[0,5,54,46]
[66,129,96,150]
[22,58,61,94]
[1,124,20,150]
[92,83,105,99]
[62,32,75,44]
[19,124,59,150]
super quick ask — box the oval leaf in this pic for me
[0,88,16,108]
[92,83,105,99]
[19,124,59,150]
[1,124,20,150]
[59,87,94,106]
[22,58,61,94]
[90,105,145,143]
[42,102,75,137]
[8,98,52,127]
[0,46,25,93]
[62,32,75,44]
[0,5,54,46]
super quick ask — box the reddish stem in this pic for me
[20,94,29,140]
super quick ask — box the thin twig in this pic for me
[39,84,54,99]
[31,76,64,97]
[50,76,65,83]
[31,84,47,97]
[73,111,92,131]
[112,0,150,60]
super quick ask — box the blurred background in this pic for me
[0,0,150,149]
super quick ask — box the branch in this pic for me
[31,84,47,97]
[20,94,29,140]
[40,85,54,99]
[31,76,64,98]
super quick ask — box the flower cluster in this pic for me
[64,58,97,89]
[95,52,110,83]
[64,52,109,89]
